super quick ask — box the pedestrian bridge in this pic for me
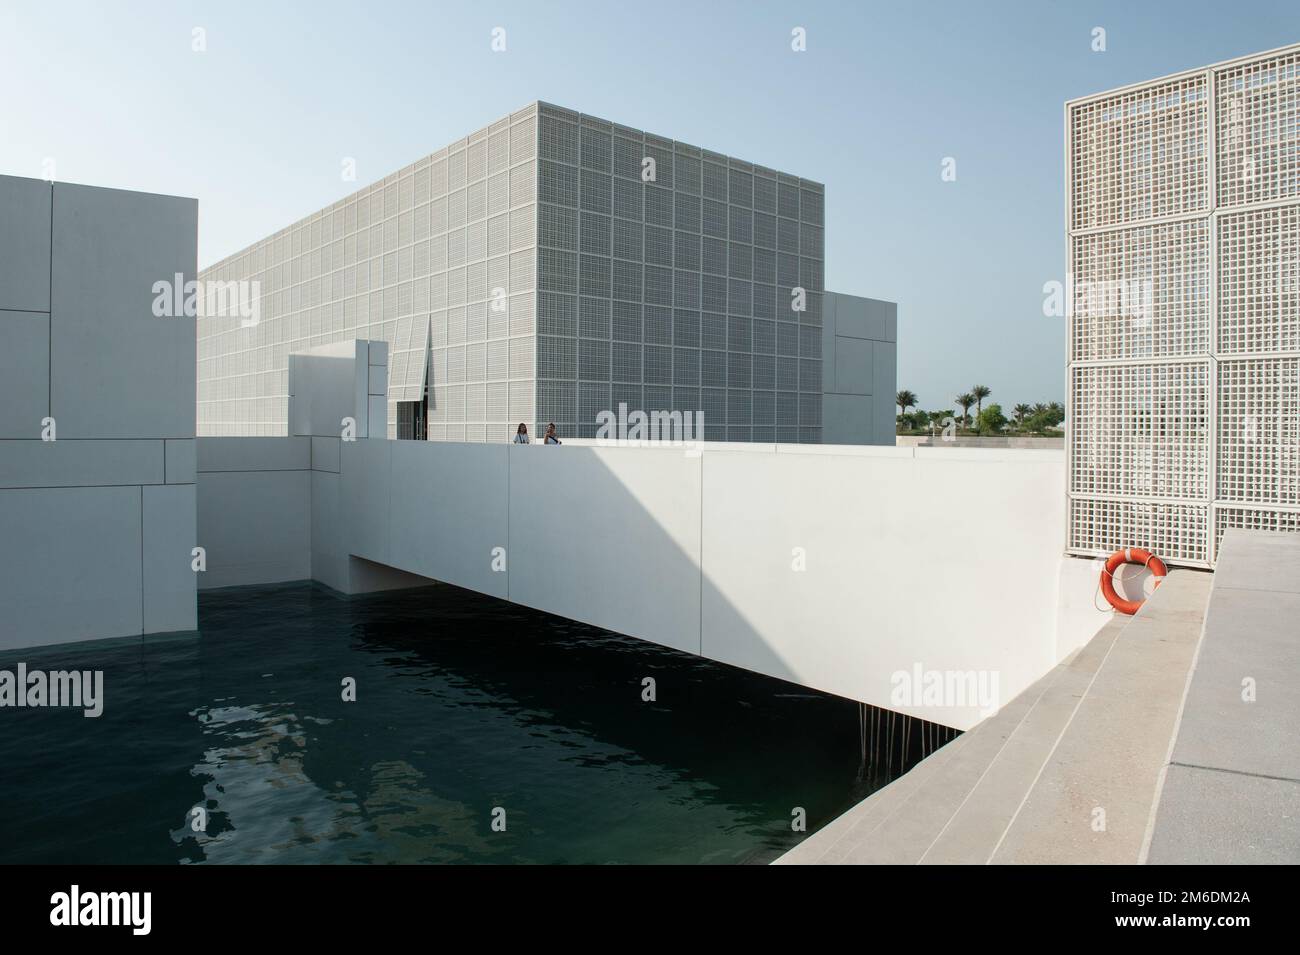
[195,342,1111,731]
[198,431,1116,730]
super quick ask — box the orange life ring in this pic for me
[1100,547,1167,615]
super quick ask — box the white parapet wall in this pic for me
[699,444,1071,726]
[194,434,434,595]
[299,436,1108,729]
[195,437,313,589]
[288,340,387,440]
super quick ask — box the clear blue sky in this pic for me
[3,0,1296,408]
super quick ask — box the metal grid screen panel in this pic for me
[1217,50,1300,210]
[534,105,824,443]
[1217,357,1300,505]
[1069,497,1210,565]
[1068,47,1300,567]
[1069,75,1209,232]
[1218,205,1300,354]
[1213,503,1300,557]
[1070,221,1210,361]
[389,314,430,402]
[1069,362,1211,500]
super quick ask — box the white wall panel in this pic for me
[0,439,163,489]
[507,444,702,654]
[50,183,196,439]
[340,437,392,564]
[195,469,310,589]
[0,310,49,438]
[143,483,197,632]
[197,436,310,472]
[310,468,347,592]
[701,448,1067,728]
[0,176,51,312]
[387,441,508,596]
[165,439,196,484]
[0,486,143,649]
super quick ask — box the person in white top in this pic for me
[513,423,530,444]
[544,423,561,445]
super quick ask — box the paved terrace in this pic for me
[1145,530,1300,864]
[777,528,1300,864]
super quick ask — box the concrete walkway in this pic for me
[1144,530,1300,864]
[777,567,1212,864]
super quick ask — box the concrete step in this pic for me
[782,628,1117,865]
[776,567,1211,865]
[838,617,1125,864]
[989,570,1211,863]
[919,616,1129,863]
[812,733,969,864]
[774,730,972,864]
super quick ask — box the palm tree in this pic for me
[971,385,991,431]
[896,389,917,419]
[1013,403,1032,429]
[955,393,975,431]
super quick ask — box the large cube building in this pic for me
[197,102,896,445]
[1066,44,1300,567]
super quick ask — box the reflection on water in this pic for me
[0,581,879,864]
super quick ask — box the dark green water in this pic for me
[0,582,879,864]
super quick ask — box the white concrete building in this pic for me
[197,103,896,446]
[1066,43,1300,567]
[0,175,198,650]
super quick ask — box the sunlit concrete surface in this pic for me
[1145,530,1300,864]
[200,433,1103,729]
[776,568,1214,864]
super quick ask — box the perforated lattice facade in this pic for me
[532,103,826,442]
[198,104,539,439]
[198,101,827,444]
[1069,220,1210,362]
[1068,361,1211,501]
[1217,357,1300,505]
[1069,74,1209,232]
[1067,45,1300,567]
